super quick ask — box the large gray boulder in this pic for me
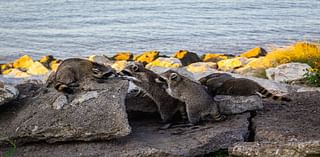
[0,79,131,144]
[4,113,250,157]
[266,62,311,83]
[0,83,19,107]
[215,95,263,115]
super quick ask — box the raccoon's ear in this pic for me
[170,73,179,80]
[132,65,139,72]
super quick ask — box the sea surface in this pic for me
[0,0,319,62]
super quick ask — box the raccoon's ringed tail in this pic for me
[258,88,291,102]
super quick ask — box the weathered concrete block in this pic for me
[0,79,130,144]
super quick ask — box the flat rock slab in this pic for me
[230,141,320,157]
[2,113,250,157]
[229,91,320,157]
[254,91,320,142]
[0,79,130,144]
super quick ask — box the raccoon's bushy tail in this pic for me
[258,88,291,102]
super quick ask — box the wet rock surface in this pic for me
[0,79,130,144]
[3,113,250,157]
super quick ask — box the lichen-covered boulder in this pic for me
[217,57,248,72]
[134,51,160,65]
[266,62,311,82]
[0,83,19,107]
[112,52,133,61]
[39,55,56,69]
[13,55,34,70]
[146,57,182,69]
[112,61,131,72]
[26,61,49,75]
[173,50,201,66]
[235,57,267,77]
[239,47,267,58]
[201,53,230,62]
[2,69,31,78]
[0,63,13,74]
[186,62,217,73]
[49,60,61,72]
[0,79,131,144]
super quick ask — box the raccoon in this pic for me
[159,70,225,125]
[200,74,291,102]
[46,58,116,93]
[120,63,186,124]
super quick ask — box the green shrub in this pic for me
[304,68,320,87]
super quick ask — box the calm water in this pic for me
[0,0,319,62]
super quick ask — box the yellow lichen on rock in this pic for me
[173,50,201,66]
[145,57,182,69]
[88,55,96,62]
[112,52,133,61]
[217,57,248,71]
[13,55,34,69]
[134,51,160,64]
[245,57,266,69]
[174,50,188,59]
[187,62,217,73]
[1,63,13,73]
[202,53,229,62]
[39,55,55,69]
[111,61,129,72]
[262,42,320,68]
[239,47,267,58]
[50,60,61,72]
[27,61,49,75]
[3,69,31,78]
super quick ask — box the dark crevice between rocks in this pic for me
[246,111,257,142]
[202,149,229,157]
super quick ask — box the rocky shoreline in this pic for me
[0,42,319,157]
